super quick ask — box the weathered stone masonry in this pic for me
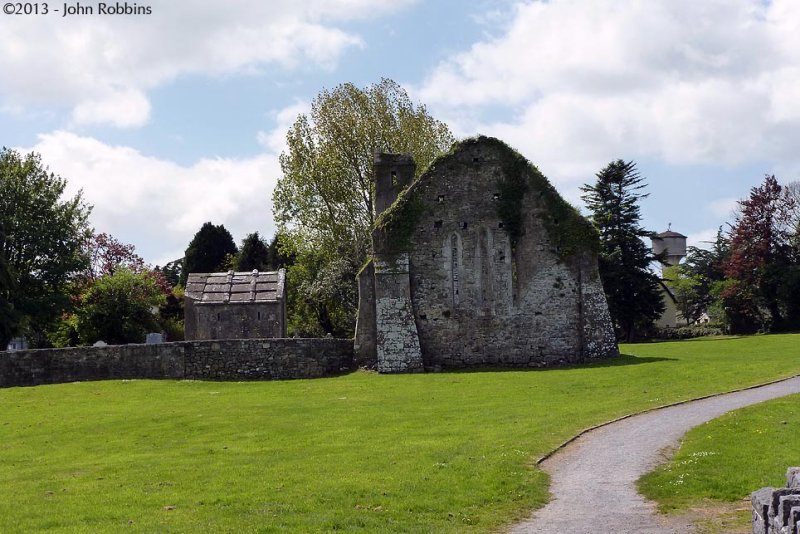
[752,467,800,534]
[0,338,353,388]
[355,136,618,372]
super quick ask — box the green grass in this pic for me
[1,334,799,533]
[638,391,800,532]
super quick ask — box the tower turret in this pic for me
[651,225,687,273]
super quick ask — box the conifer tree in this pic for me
[181,222,237,284]
[581,160,664,341]
[235,232,271,272]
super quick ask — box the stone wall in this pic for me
[751,467,800,534]
[0,338,353,388]
[354,260,377,368]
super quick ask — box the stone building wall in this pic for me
[185,300,285,341]
[372,255,423,373]
[0,338,353,388]
[357,136,617,372]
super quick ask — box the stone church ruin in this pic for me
[355,136,618,373]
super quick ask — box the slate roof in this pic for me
[185,269,285,304]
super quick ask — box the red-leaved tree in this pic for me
[722,175,796,332]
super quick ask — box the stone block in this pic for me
[788,468,800,489]
[789,506,800,534]
[752,487,773,534]
[778,495,800,530]
[146,333,164,344]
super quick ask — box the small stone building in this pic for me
[184,270,286,340]
[355,136,618,373]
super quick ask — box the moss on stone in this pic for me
[486,137,600,260]
[373,187,425,261]
[373,135,599,263]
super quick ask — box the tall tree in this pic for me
[0,148,91,348]
[181,222,237,284]
[581,160,664,341]
[272,78,454,336]
[235,232,271,271]
[722,175,796,332]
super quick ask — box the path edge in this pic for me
[534,372,800,466]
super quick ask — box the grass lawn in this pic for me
[1,334,799,533]
[638,392,800,534]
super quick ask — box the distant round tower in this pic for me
[651,225,687,273]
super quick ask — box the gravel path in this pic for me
[509,375,800,534]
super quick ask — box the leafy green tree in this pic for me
[0,148,91,348]
[74,268,166,345]
[581,160,664,341]
[679,228,730,325]
[181,222,237,284]
[235,232,271,271]
[273,78,454,336]
[662,265,702,325]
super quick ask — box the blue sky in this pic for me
[2,0,799,265]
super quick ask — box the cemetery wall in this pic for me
[0,338,353,387]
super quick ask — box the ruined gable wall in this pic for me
[405,139,616,368]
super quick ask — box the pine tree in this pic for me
[581,160,664,341]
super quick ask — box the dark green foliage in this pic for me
[157,259,183,288]
[157,286,184,342]
[497,157,530,249]
[678,228,730,324]
[0,148,91,348]
[74,268,166,345]
[581,159,664,341]
[652,325,726,340]
[235,232,271,271]
[181,222,237,284]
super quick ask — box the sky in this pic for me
[3,0,800,266]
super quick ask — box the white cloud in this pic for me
[686,228,720,250]
[418,0,800,186]
[707,197,740,219]
[257,100,311,154]
[24,128,285,265]
[0,0,416,128]
[71,88,151,128]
